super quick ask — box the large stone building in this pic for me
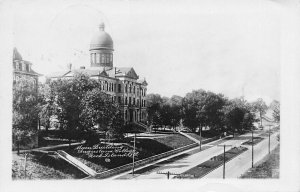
[13,48,40,91]
[48,23,148,126]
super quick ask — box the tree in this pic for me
[38,82,57,132]
[45,73,100,143]
[81,88,125,142]
[269,100,280,123]
[182,90,227,133]
[251,98,268,127]
[146,93,164,128]
[13,77,39,154]
[222,98,256,137]
[182,89,207,132]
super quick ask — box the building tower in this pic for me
[89,22,114,69]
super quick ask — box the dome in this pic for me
[90,23,113,51]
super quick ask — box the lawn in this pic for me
[241,137,264,146]
[29,133,195,177]
[12,153,75,179]
[240,145,280,178]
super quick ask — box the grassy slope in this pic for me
[241,145,280,178]
[12,154,74,180]
[18,133,195,178]
[65,133,195,173]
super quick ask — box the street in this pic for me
[111,129,277,179]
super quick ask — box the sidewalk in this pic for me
[111,134,253,179]
[178,131,199,143]
[203,131,279,178]
[13,141,85,154]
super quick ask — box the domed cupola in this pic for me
[90,22,114,68]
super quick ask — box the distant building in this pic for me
[12,48,41,149]
[48,23,148,126]
[13,48,40,92]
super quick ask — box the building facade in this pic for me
[49,23,148,125]
[13,48,40,91]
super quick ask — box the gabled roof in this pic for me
[115,67,139,79]
[99,69,109,77]
[47,66,143,81]
[13,48,22,61]
[47,70,71,78]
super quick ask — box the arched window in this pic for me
[129,84,132,93]
[125,84,128,93]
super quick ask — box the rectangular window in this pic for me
[118,84,121,92]
[26,64,29,72]
[133,98,135,105]
[93,53,97,64]
[96,53,100,64]
[125,97,128,105]
[118,96,121,104]
[19,63,22,71]
[101,54,105,63]
[129,97,131,105]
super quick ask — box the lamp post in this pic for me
[132,132,136,176]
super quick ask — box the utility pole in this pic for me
[217,144,232,179]
[132,133,136,176]
[268,125,272,154]
[199,126,202,151]
[251,129,254,168]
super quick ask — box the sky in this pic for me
[11,0,281,104]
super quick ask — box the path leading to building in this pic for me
[56,150,97,176]
[14,141,85,154]
[178,131,199,144]
[203,130,279,178]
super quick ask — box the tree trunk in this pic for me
[260,112,263,127]
[17,140,20,155]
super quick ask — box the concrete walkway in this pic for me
[178,131,199,144]
[14,141,85,154]
[56,150,97,176]
[203,131,279,179]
